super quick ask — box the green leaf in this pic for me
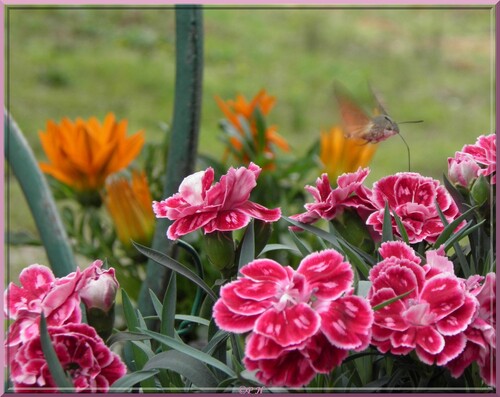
[258,243,300,256]
[337,239,370,279]
[161,272,177,340]
[144,350,219,388]
[148,289,164,321]
[372,288,415,311]
[392,210,409,244]
[39,314,74,392]
[433,204,478,248]
[382,201,394,242]
[238,220,255,270]
[110,370,159,392]
[138,328,236,377]
[175,315,210,327]
[282,216,341,250]
[133,242,218,302]
[253,107,267,153]
[444,221,485,252]
[202,330,230,355]
[108,331,151,346]
[289,230,312,256]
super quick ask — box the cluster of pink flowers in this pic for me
[153,162,281,240]
[213,250,373,387]
[5,261,126,393]
[448,134,496,187]
[292,168,462,244]
[367,241,495,386]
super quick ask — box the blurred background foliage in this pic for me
[5,6,494,274]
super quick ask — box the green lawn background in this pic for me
[6,6,494,271]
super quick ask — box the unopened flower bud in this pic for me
[254,219,273,256]
[79,260,119,313]
[448,153,481,188]
[470,174,490,206]
[204,231,235,273]
[331,209,374,254]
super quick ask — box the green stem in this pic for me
[4,110,76,277]
[138,6,204,317]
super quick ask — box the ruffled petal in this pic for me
[212,300,260,333]
[254,303,321,347]
[297,249,353,300]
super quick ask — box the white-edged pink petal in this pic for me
[239,201,281,223]
[254,303,321,347]
[212,300,260,333]
[220,282,273,316]
[303,331,349,373]
[166,212,217,240]
[319,296,373,350]
[297,249,353,300]
[240,259,290,283]
[245,333,301,360]
[421,274,465,320]
[233,278,279,301]
[436,294,478,335]
[416,325,445,354]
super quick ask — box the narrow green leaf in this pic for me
[282,216,341,250]
[122,288,139,331]
[258,243,300,256]
[175,315,210,327]
[253,108,267,152]
[148,289,164,322]
[202,330,230,355]
[382,201,394,242]
[337,240,370,279]
[133,242,217,302]
[433,204,477,248]
[110,370,159,392]
[108,331,151,346]
[144,350,219,388]
[161,272,177,340]
[238,220,255,270]
[444,221,485,252]
[138,328,236,377]
[39,314,74,392]
[392,210,409,244]
[289,230,312,256]
[130,341,155,360]
[373,288,415,311]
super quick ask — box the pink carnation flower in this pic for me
[4,265,84,358]
[10,322,127,393]
[290,167,374,226]
[79,261,119,313]
[461,134,496,184]
[366,172,461,244]
[213,250,373,387]
[448,152,482,188]
[153,163,281,240]
[446,272,496,387]
[368,242,478,366]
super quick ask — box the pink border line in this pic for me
[0,0,498,5]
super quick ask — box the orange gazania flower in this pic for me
[320,126,378,181]
[102,170,155,251]
[215,90,289,167]
[39,113,144,193]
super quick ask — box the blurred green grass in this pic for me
[5,6,494,269]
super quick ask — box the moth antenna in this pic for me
[398,133,411,171]
[398,120,424,124]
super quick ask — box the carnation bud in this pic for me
[331,209,374,254]
[447,154,481,188]
[79,261,119,341]
[79,264,119,313]
[203,231,236,273]
[470,174,490,205]
[254,219,273,256]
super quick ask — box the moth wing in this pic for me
[368,82,389,116]
[334,82,372,139]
